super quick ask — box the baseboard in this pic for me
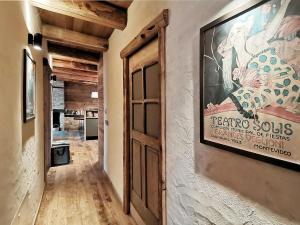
[102,171,138,225]
[10,181,45,225]
[102,170,123,205]
[32,181,45,225]
[10,191,29,225]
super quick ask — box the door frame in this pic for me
[43,58,52,181]
[121,9,169,225]
[98,58,105,170]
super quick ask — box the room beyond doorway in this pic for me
[51,80,99,142]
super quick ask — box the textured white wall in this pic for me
[165,1,300,224]
[0,2,45,225]
[104,0,300,224]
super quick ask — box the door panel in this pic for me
[145,63,160,99]
[129,38,161,225]
[133,104,144,133]
[129,40,158,72]
[146,146,160,218]
[145,104,160,138]
[133,70,143,100]
[132,140,142,198]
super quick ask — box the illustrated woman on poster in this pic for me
[207,0,300,120]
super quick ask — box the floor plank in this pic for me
[35,140,136,225]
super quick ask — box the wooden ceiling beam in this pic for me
[50,54,99,66]
[53,73,98,83]
[53,67,98,78]
[31,0,127,30]
[48,43,100,65]
[103,1,133,9]
[42,25,109,52]
[62,79,97,86]
[55,79,97,85]
[52,59,98,72]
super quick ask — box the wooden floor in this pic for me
[35,141,136,225]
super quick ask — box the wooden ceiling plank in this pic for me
[42,25,109,52]
[55,79,97,85]
[53,67,98,78]
[52,59,98,72]
[38,9,115,40]
[103,0,133,9]
[48,43,100,64]
[53,73,98,83]
[51,54,99,66]
[72,18,85,32]
[31,0,127,30]
[53,71,98,79]
[62,79,96,86]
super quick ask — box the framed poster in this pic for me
[23,49,36,122]
[200,0,300,171]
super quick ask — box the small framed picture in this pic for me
[23,49,36,122]
[200,0,300,171]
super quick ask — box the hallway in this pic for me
[1,1,300,225]
[35,141,135,225]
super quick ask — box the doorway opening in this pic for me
[51,80,99,142]
[43,47,103,172]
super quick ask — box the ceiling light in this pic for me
[91,92,98,99]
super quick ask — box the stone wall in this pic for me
[52,80,64,129]
[52,80,64,110]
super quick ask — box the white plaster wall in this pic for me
[104,0,300,224]
[0,2,45,225]
[165,1,300,224]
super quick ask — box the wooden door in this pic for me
[129,38,161,225]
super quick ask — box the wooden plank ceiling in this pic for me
[31,0,132,85]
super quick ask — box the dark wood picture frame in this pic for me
[200,0,300,171]
[121,9,168,224]
[23,49,36,122]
